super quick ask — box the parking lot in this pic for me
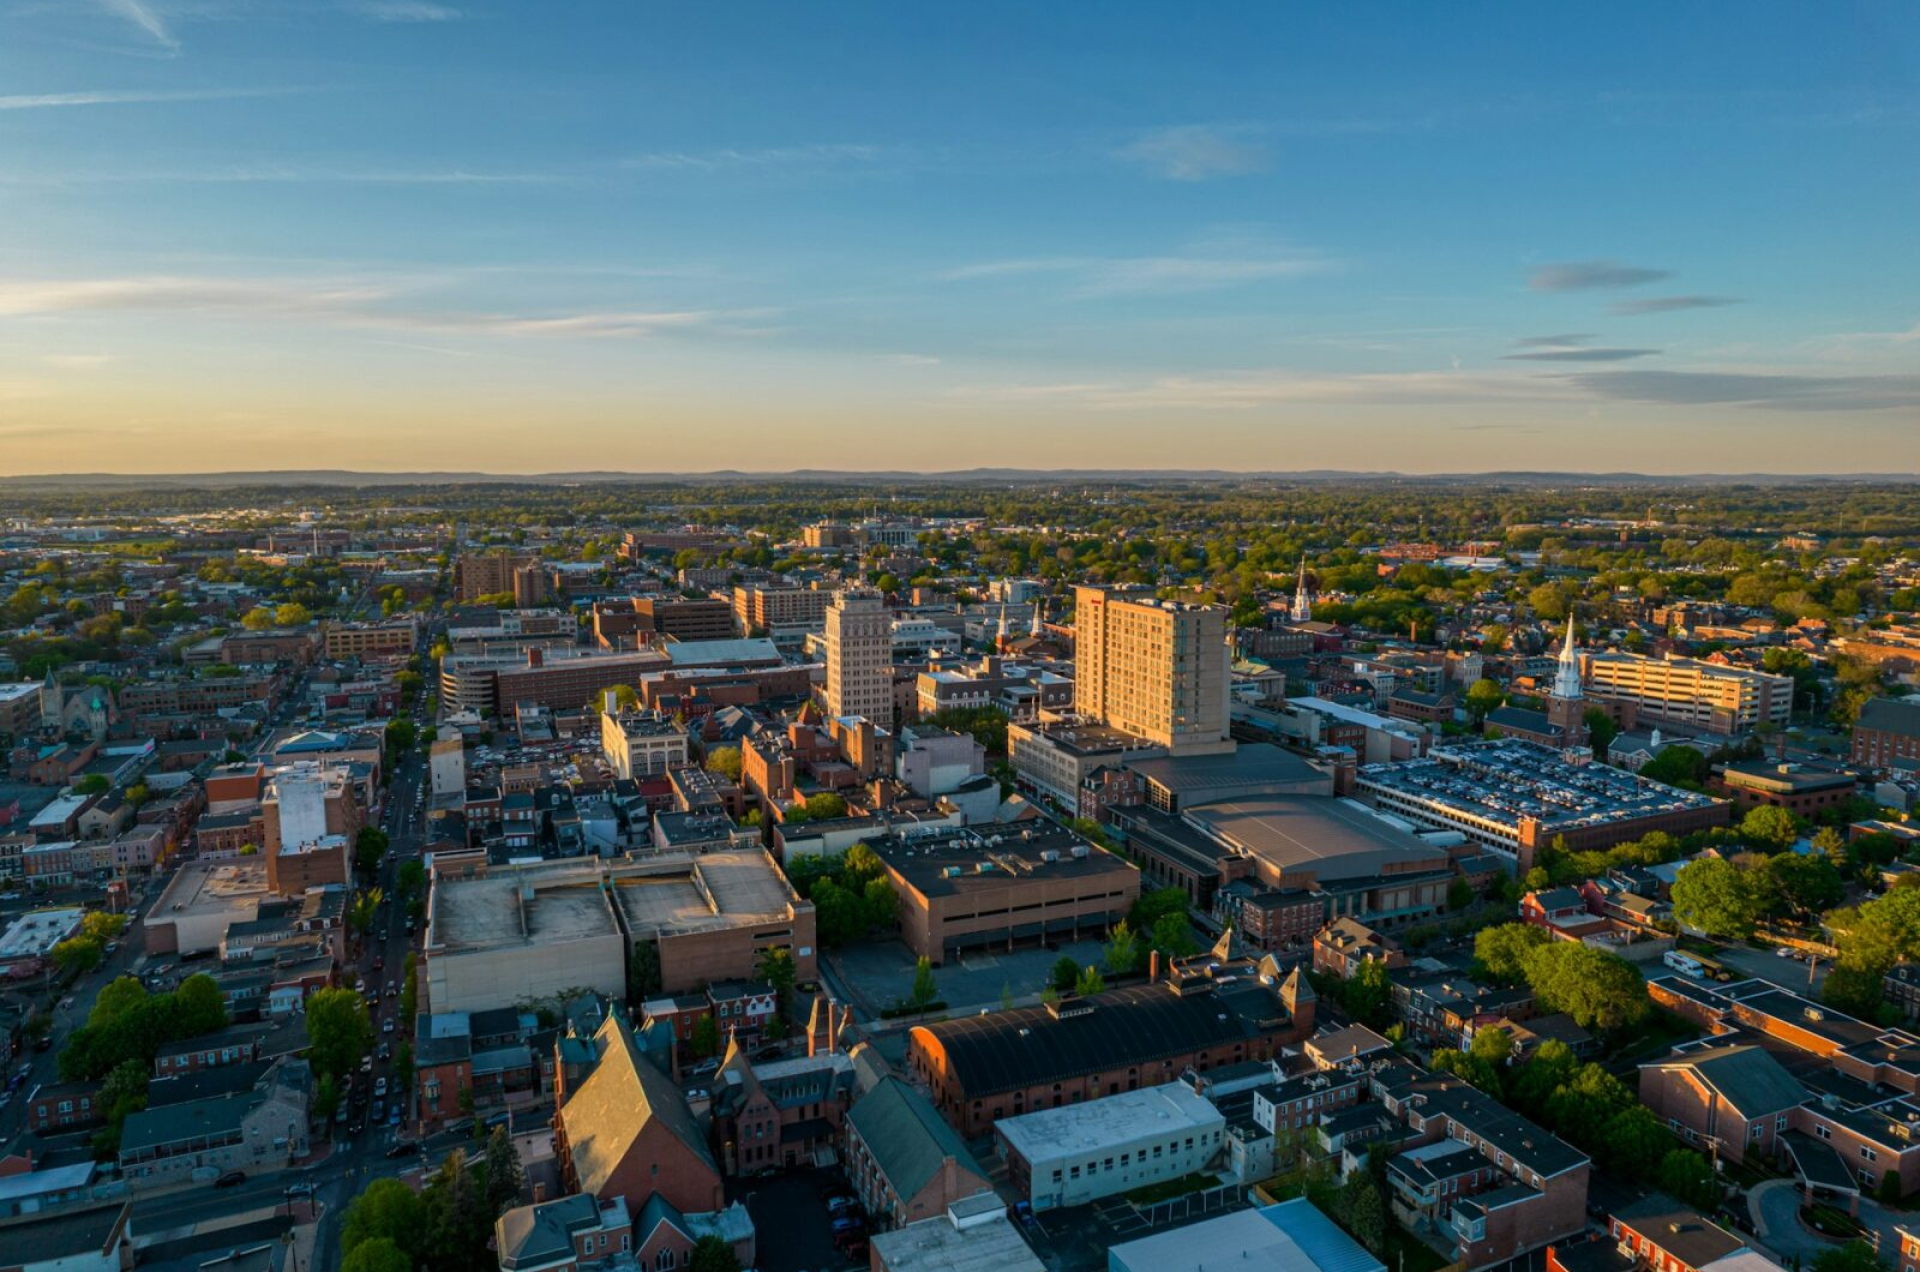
[830,937,1112,1018]
[727,1166,864,1272]
[1711,942,1828,992]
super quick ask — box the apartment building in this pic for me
[322,619,419,660]
[1852,698,1920,771]
[824,590,893,722]
[261,763,360,896]
[1372,1067,1589,1270]
[1584,652,1793,736]
[598,709,691,779]
[1073,586,1232,756]
[733,582,833,636]
[454,550,540,602]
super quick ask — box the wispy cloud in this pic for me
[0,87,297,111]
[1505,347,1660,362]
[97,0,178,52]
[950,369,1576,410]
[2,164,569,187]
[619,144,887,172]
[1608,295,1741,316]
[1119,125,1270,181]
[1528,260,1672,291]
[1567,368,1920,411]
[0,275,772,341]
[941,241,1329,297]
[348,1,463,20]
[1503,335,1658,362]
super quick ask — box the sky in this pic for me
[0,2,1916,476]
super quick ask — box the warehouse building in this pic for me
[995,1081,1224,1211]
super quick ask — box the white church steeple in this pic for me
[1552,614,1583,701]
[1290,556,1313,624]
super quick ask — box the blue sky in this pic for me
[0,2,1915,474]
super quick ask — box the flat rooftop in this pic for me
[0,907,85,959]
[660,637,782,667]
[154,860,269,921]
[609,851,796,938]
[1356,738,1720,833]
[1124,742,1329,797]
[995,1080,1221,1161]
[1184,795,1450,883]
[1018,719,1164,758]
[871,825,1135,898]
[868,1207,1044,1272]
[432,870,620,953]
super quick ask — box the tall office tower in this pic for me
[824,589,893,722]
[1072,585,1232,755]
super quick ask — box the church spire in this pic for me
[1030,597,1044,639]
[1552,613,1583,701]
[1290,555,1313,624]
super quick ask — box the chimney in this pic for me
[526,647,543,668]
[1150,949,1163,983]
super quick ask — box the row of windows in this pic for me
[1047,1131,1222,1182]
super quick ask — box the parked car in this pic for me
[214,1170,247,1188]
[374,1077,388,1098]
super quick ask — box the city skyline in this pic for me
[1,2,1916,474]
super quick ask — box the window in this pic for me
[1861,1146,1877,1162]
[1816,1125,1832,1141]
[1777,1115,1789,1131]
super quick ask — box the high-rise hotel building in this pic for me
[1072,586,1232,756]
[824,589,894,723]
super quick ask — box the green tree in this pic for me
[482,1125,526,1216]
[802,792,847,821]
[1075,965,1106,997]
[1810,1243,1884,1272]
[1149,912,1198,960]
[355,827,390,878]
[755,947,796,1017]
[1337,1172,1388,1256]
[51,936,104,975]
[304,987,373,1082]
[704,746,742,781]
[1583,707,1618,754]
[349,888,384,935]
[341,1178,427,1264]
[690,1014,720,1059]
[1739,804,1800,852]
[1521,942,1647,1032]
[1473,923,1548,984]
[341,1238,411,1272]
[810,880,866,948]
[274,601,313,626]
[1672,857,1770,940]
[1446,876,1476,911]
[1765,852,1843,919]
[860,877,898,932]
[89,976,148,1028]
[241,607,276,631]
[1103,919,1143,974]
[1049,956,1081,993]
[74,773,110,795]
[1655,1149,1722,1212]
[1465,678,1506,722]
[1342,958,1392,1029]
[1640,745,1712,789]
[1129,886,1190,931]
[385,718,418,755]
[688,1235,743,1272]
[909,956,938,1010]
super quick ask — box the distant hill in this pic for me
[0,467,1913,490]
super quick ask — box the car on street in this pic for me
[215,1170,247,1188]
[382,1018,395,1034]
[384,1140,415,1159]
[374,1076,388,1097]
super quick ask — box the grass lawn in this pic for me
[1124,1173,1219,1206]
